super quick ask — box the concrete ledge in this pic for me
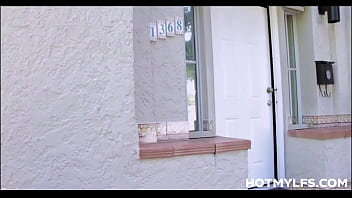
[139,136,251,159]
[288,125,351,140]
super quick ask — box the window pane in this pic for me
[287,15,296,68]
[187,63,198,131]
[184,6,215,136]
[184,6,196,61]
[289,70,298,124]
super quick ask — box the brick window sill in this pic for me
[139,136,251,159]
[288,125,351,140]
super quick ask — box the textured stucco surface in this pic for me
[295,7,318,116]
[135,151,248,189]
[286,137,351,181]
[1,6,137,189]
[281,8,351,182]
[297,6,351,116]
[285,7,351,183]
[330,7,351,115]
[1,6,248,189]
[133,6,188,123]
[276,6,351,128]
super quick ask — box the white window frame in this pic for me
[284,11,303,127]
[185,6,215,138]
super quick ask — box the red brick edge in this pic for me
[288,125,351,140]
[139,136,251,159]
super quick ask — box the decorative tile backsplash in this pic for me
[288,116,297,125]
[155,122,167,136]
[302,114,351,126]
[138,121,189,143]
[203,120,215,131]
[309,122,352,128]
[166,121,188,135]
[138,123,157,143]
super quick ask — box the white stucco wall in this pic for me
[133,6,188,123]
[298,6,351,116]
[286,137,351,181]
[275,6,351,184]
[1,6,248,189]
[1,6,137,189]
[296,7,319,116]
[136,151,248,189]
[330,7,351,114]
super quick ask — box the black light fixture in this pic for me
[318,6,340,23]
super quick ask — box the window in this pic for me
[185,6,198,131]
[284,13,302,125]
[184,6,215,138]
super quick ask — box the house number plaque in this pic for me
[150,17,184,42]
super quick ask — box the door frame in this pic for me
[207,6,286,180]
[209,6,285,181]
[267,6,286,180]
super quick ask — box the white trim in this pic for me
[269,6,286,180]
[292,15,303,125]
[189,131,215,138]
[287,123,309,130]
[284,14,294,122]
[284,12,303,125]
[194,6,204,134]
[187,6,215,138]
[185,6,201,133]
[283,6,305,13]
[185,60,197,64]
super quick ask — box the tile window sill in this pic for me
[288,125,351,140]
[139,136,251,159]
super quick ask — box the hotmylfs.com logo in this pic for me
[246,178,348,188]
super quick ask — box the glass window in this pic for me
[185,6,196,62]
[186,63,198,131]
[285,14,300,125]
[185,6,198,131]
[184,6,215,137]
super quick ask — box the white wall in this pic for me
[133,6,188,123]
[296,7,319,116]
[286,137,351,181]
[1,6,137,189]
[330,7,351,114]
[275,6,351,181]
[1,6,248,189]
[311,6,335,115]
[298,6,351,116]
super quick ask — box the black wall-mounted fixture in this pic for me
[318,6,340,23]
[315,61,334,97]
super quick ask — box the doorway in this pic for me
[211,6,277,187]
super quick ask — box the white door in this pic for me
[211,6,275,187]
